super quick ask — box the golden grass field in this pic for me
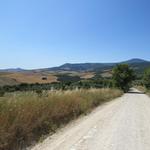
[101,70,112,78]
[1,72,58,84]
[0,71,95,85]
[80,72,95,79]
[0,88,122,150]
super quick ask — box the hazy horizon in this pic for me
[0,58,149,70]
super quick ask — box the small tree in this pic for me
[143,68,150,89]
[112,64,135,92]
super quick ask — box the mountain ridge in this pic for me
[0,58,149,72]
[46,58,150,72]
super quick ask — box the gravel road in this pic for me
[31,89,150,150]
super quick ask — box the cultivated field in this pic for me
[0,71,95,86]
[0,72,58,84]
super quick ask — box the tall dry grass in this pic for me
[135,86,146,92]
[0,88,122,150]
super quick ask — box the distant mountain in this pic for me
[46,58,150,73]
[0,58,149,86]
[122,58,148,64]
[47,63,116,72]
[0,68,25,72]
[0,59,150,73]
[120,59,150,73]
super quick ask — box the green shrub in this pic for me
[143,68,150,89]
[112,64,135,92]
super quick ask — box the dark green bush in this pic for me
[143,68,150,89]
[112,64,135,92]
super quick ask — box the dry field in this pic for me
[0,88,122,150]
[0,71,95,86]
[0,72,58,84]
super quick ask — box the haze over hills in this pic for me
[47,58,149,72]
[0,68,26,72]
[1,58,149,72]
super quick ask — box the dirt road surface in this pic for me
[31,89,150,150]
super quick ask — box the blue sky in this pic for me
[0,0,150,69]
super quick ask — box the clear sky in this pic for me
[0,0,150,69]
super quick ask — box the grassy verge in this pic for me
[135,86,146,92]
[145,89,150,96]
[135,86,150,96]
[0,88,122,150]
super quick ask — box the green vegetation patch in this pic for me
[56,74,81,82]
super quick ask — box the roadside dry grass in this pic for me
[135,86,146,92]
[135,86,150,97]
[0,88,122,150]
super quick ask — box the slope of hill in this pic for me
[46,58,150,72]
[122,59,150,73]
[122,58,148,64]
[46,63,115,72]
[0,59,149,86]
[0,76,19,86]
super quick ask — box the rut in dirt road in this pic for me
[31,89,150,150]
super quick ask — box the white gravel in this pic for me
[31,88,150,150]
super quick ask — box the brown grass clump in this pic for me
[0,88,122,150]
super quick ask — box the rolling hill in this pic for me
[45,58,150,72]
[0,58,149,86]
[1,58,149,73]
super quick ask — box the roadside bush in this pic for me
[112,64,135,92]
[143,68,150,89]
